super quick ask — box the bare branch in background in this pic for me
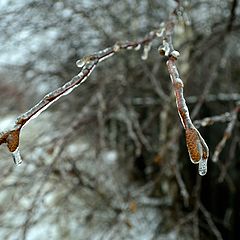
[212,104,239,162]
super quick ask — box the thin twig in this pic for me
[212,105,239,162]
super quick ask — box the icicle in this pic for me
[174,77,184,88]
[97,47,113,55]
[97,47,114,62]
[141,42,152,60]
[98,52,114,62]
[12,147,22,165]
[198,158,207,176]
[156,28,165,38]
[134,44,141,51]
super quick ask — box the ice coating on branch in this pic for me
[16,63,97,129]
[98,52,114,62]
[166,58,209,176]
[17,95,63,128]
[98,47,112,55]
[97,47,114,62]
[12,147,22,165]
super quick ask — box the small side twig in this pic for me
[212,104,239,162]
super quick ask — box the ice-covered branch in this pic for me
[0,0,210,177]
[166,57,209,176]
[159,6,209,176]
[0,28,160,164]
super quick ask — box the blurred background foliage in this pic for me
[0,0,239,239]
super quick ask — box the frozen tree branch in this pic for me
[0,29,161,164]
[158,6,209,176]
[1,0,234,181]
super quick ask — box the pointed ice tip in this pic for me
[198,158,207,176]
[12,147,22,166]
[141,54,148,60]
[199,169,207,176]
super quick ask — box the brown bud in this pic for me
[185,128,202,163]
[6,130,20,152]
